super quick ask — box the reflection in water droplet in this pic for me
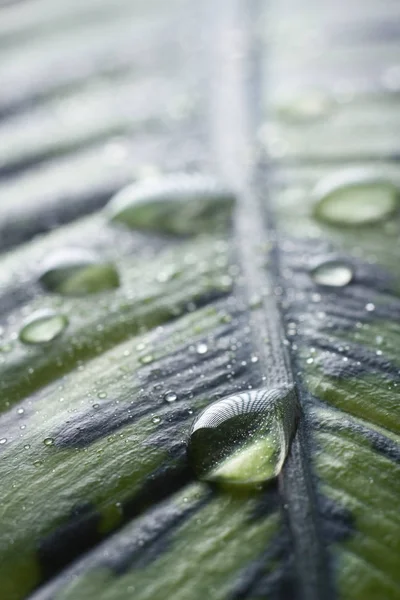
[313,170,399,226]
[164,391,178,403]
[188,386,298,486]
[39,248,120,296]
[276,90,335,122]
[311,260,353,287]
[196,343,208,355]
[19,310,68,345]
[105,173,236,235]
[43,438,54,446]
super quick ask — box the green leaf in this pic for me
[0,1,399,600]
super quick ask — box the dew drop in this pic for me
[19,310,68,345]
[43,438,54,447]
[105,173,236,235]
[0,438,7,445]
[311,260,353,287]
[152,416,161,424]
[164,391,178,403]
[188,386,298,486]
[313,170,399,226]
[196,343,208,355]
[139,354,154,365]
[39,248,120,296]
[17,407,25,415]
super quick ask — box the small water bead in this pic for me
[19,310,68,345]
[139,354,154,365]
[39,248,120,296]
[0,438,7,445]
[313,169,399,226]
[43,438,54,446]
[188,386,298,486]
[311,260,353,287]
[17,407,25,415]
[366,303,375,312]
[105,173,236,236]
[152,416,161,424]
[196,343,208,355]
[164,391,178,403]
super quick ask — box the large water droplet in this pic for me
[105,174,236,235]
[311,260,353,287]
[19,310,68,345]
[39,248,120,296]
[313,170,399,226]
[188,386,298,486]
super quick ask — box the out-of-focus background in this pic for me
[1,0,399,250]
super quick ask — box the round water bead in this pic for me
[19,310,68,345]
[313,169,399,227]
[311,260,353,287]
[105,173,236,235]
[39,248,120,296]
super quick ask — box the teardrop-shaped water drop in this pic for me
[313,170,399,226]
[311,260,353,287]
[105,173,236,235]
[19,310,68,345]
[188,386,298,486]
[39,248,120,296]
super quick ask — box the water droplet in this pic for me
[17,407,25,415]
[164,391,178,403]
[313,170,399,226]
[276,90,335,122]
[43,438,54,447]
[188,386,298,486]
[92,403,100,410]
[251,355,259,363]
[0,438,7,445]
[139,354,154,365]
[196,343,208,355]
[365,303,375,312]
[19,310,68,345]
[24,444,30,450]
[311,260,353,287]
[39,248,120,296]
[106,174,236,235]
[152,416,161,424]
[98,391,107,399]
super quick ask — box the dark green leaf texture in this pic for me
[0,1,399,600]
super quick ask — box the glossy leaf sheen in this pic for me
[0,1,399,600]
